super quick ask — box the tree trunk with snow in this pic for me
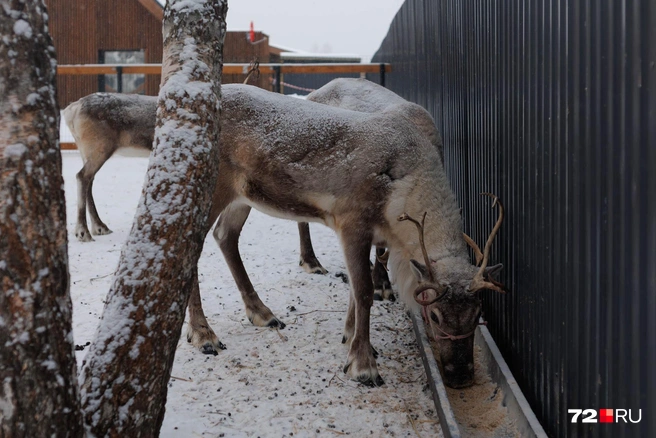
[78,0,228,435]
[0,1,83,436]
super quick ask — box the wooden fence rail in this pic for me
[57,63,392,91]
[57,63,392,76]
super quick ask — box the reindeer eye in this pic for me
[430,311,440,325]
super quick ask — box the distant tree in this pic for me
[77,0,228,435]
[0,1,83,436]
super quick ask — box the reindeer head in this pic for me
[399,193,506,389]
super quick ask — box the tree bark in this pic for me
[78,0,228,435]
[0,1,83,437]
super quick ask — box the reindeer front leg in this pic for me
[187,266,226,354]
[340,228,384,387]
[214,202,285,328]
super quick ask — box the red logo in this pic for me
[599,409,614,423]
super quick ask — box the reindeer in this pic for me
[302,79,508,386]
[63,93,155,242]
[66,84,506,388]
[305,78,444,301]
[197,84,505,387]
[306,78,443,163]
[64,78,438,300]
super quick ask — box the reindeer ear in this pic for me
[484,263,503,279]
[410,259,430,282]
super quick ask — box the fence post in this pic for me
[379,63,386,87]
[116,66,123,93]
[272,65,281,93]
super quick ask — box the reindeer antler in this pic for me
[470,193,507,293]
[398,212,433,282]
[398,212,448,304]
[463,233,484,266]
[243,59,260,84]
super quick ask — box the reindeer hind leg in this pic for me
[298,222,328,274]
[214,202,285,329]
[187,268,226,355]
[74,140,115,242]
[87,175,112,236]
[372,247,394,301]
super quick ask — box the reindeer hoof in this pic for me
[91,225,113,236]
[335,272,349,284]
[341,335,348,344]
[201,341,225,356]
[267,318,286,330]
[75,228,94,242]
[342,364,384,387]
[374,287,395,302]
[372,346,379,358]
[357,375,385,387]
[300,258,328,275]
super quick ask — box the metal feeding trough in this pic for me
[409,309,548,438]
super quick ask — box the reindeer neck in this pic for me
[387,165,467,260]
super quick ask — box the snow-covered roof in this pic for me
[281,52,361,62]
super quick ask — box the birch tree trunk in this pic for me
[78,0,228,435]
[0,1,83,436]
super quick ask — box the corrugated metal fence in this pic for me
[371,1,655,437]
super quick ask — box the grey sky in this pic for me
[157,0,405,62]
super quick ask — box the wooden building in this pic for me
[46,0,275,108]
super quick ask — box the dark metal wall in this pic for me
[372,1,655,437]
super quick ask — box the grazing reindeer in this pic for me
[195,84,505,387]
[67,84,506,387]
[305,78,445,300]
[303,79,508,387]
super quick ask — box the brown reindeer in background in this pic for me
[65,83,506,387]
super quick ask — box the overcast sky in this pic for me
[157,0,405,62]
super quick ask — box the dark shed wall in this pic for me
[373,1,655,437]
[47,0,163,107]
[47,1,275,107]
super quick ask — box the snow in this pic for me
[13,19,32,39]
[3,143,28,159]
[62,151,443,437]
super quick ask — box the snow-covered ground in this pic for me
[62,151,443,437]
